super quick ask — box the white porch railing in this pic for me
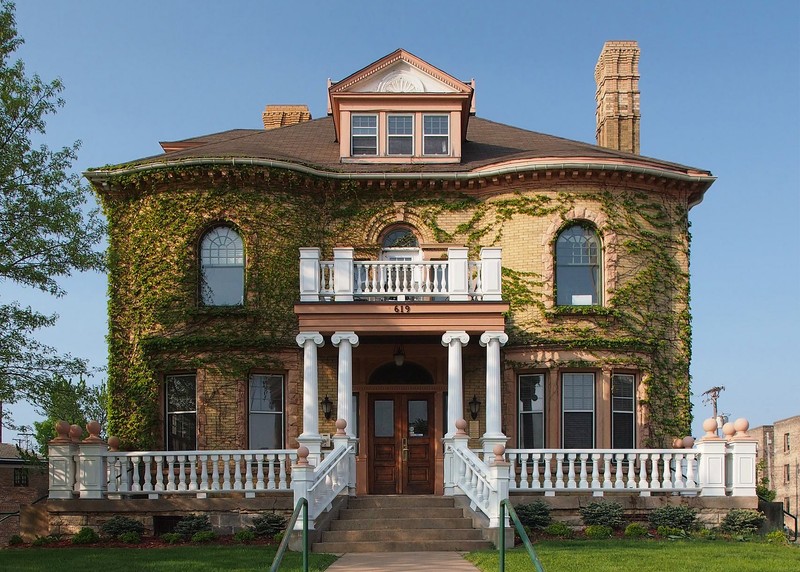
[506,449,699,496]
[105,450,297,498]
[299,246,502,302]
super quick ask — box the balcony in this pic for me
[299,247,502,302]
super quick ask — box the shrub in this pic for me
[692,528,715,540]
[648,505,698,532]
[756,482,776,502]
[579,501,625,530]
[101,515,145,539]
[174,514,211,539]
[624,523,648,538]
[191,530,216,543]
[8,534,24,546]
[544,521,574,538]
[657,525,688,538]
[161,532,183,544]
[720,509,766,536]
[765,530,788,545]
[72,527,99,545]
[251,512,287,538]
[515,501,551,529]
[584,524,613,539]
[234,529,256,543]
[32,535,57,547]
[120,531,141,544]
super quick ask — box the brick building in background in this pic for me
[0,444,48,544]
[751,415,800,533]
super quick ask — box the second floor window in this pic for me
[423,115,449,155]
[556,224,601,306]
[387,115,413,155]
[200,226,244,306]
[352,114,378,155]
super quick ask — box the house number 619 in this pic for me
[394,305,411,313]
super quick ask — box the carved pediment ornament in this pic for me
[377,71,425,93]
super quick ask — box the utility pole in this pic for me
[701,386,726,436]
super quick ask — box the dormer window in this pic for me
[423,115,449,155]
[351,115,378,156]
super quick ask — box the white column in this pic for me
[696,418,727,496]
[296,332,324,462]
[442,331,469,438]
[479,247,503,301]
[480,331,508,454]
[331,331,359,437]
[728,418,758,497]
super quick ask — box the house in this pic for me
[87,43,713,491]
[750,415,800,534]
[0,443,48,544]
[37,43,760,547]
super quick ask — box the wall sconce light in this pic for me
[321,395,333,420]
[469,395,481,420]
[393,344,405,367]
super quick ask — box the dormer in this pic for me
[328,49,475,164]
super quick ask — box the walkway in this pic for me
[325,552,480,571]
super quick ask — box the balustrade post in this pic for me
[479,247,502,301]
[291,446,316,530]
[696,418,727,496]
[447,247,469,301]
[297,331,324,465]
[48,421,78,499]
[78,421,109,499]
[727,418,758,497]
[299,248,321,301]
[333,248,354,301]
[487,444,510,528]
[332,419,356,496]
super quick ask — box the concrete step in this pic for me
[347,495,456,509]
[337,507,465,520]
[322,528,484,543]
[312,539,494,553]
[330,517,474,531]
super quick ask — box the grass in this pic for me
[466,540,800,572]
[0,545,338,571]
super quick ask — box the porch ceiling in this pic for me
[294,301,508,335]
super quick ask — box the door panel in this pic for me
[369,394,434,494]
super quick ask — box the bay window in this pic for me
[249,374,284,449]
[518,374,545,449]
[611,373,635,448]
[562,372,594,448]
[166,373,197,451]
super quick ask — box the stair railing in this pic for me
[499,499,545,572]
[269,497,308,572]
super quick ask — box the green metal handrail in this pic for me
[270,497,308,572]
[499,499,545,572]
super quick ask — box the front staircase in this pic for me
[312,495,494,553]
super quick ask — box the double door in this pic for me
[368,394,434,494]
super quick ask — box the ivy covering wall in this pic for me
[94,165,693,448]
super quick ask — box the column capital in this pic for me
[479,331,508,347]
[296,332,324,347]
[331,331,359,348]
[441,331,469,347]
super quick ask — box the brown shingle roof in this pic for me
[96,116,710,177]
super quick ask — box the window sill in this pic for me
[545,305,619,318]
[192,305,248,317]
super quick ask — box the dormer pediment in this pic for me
[328,49,474,164]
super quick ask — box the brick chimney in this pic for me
[595,41,640,154]
[262,104,312,130]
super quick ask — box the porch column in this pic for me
[296,332,324,462]
[331,331,359,438]
[480,331,509,454]
[333,248,354,301]
[442,331,469,438]
[299,248,321,302]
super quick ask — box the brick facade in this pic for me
[0,446,49,545]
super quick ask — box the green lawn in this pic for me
[466,540,800,572]
[0,545,338,571]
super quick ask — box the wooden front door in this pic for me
[369,394,434,494]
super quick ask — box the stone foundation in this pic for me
[22,493,293,541]
[510,492,759,528]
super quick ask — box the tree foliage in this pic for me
[0,1,105,424]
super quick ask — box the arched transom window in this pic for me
[200,226,244,306]
[555,224,601,306]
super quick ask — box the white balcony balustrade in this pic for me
[299,247,502,302]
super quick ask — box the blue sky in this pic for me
[4,0,799,445]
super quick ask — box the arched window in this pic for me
[200,226,244,306]
[555,224,601,306]
[381,227,419,249]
